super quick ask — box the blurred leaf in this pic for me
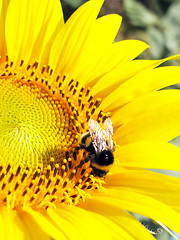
[164,31,179,53]
[163,1,180,29]
[124,0,159,27]
[147,26,164,59]
[64,0,85,8]
[161,1,180,54]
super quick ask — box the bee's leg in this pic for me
[73,146,83,161]
[84,154,94,164]
[74,146,81,152]
[92,168,107,178]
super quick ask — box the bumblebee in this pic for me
[78,118,114,177]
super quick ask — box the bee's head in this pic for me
[96,150,114,166]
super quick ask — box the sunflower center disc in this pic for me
[0,62,106,209]
[0,78,71,170]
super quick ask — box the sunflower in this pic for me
[1,0,180,239]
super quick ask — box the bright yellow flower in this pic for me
[1,0,180,239]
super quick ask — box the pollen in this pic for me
[0,154,104,210]
[0,57,109,210]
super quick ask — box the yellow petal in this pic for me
[92,188,180,235]
[67,14,122,85]
[0,208,24,240]
[54,204,112,239]
[91,42,155,94]
[115,141,180,170]
[30,0,64,65]
[115,99,180,144]
[0,0,10,61]
[100,64,180,111]
[24,207,66,240]
[49,0,104,76]
[47,208,84,240]
[106,169,180,212]
[79,199,155,240]
[112,89,180,126]
[5,0,64,65]
[92,55,180,99]
[0,212,5,240]
[18,209,51,240]
[109,40,148,65]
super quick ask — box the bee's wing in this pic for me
[103,118,114,150]
[88,119,104,152]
